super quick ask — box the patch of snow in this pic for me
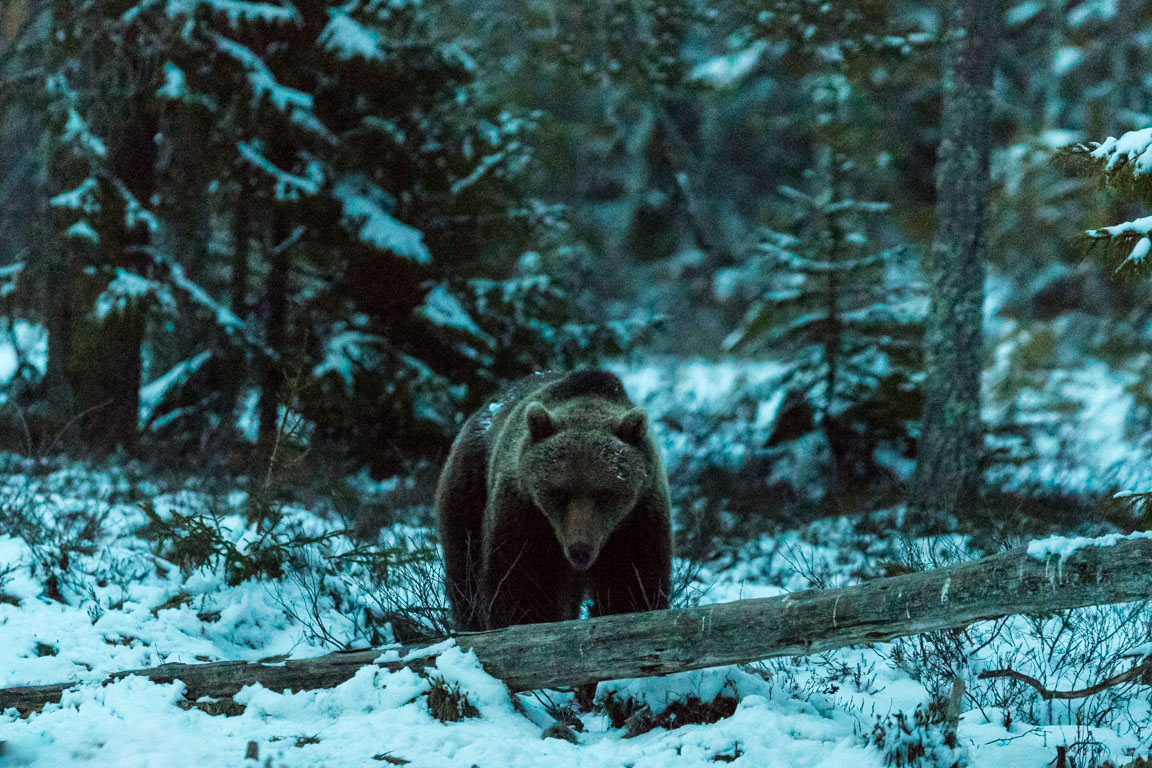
[1027,530,1152,561]
[691,41,768,88]
[375,639,457,664]
[1052,46,1085,75]
[1,442,1149,766]
[0,319,47,390]
[156,62,187,100]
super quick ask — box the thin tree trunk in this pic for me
[1107,0,1130,130]
[218,183,251,434]
[911,0,996,519]
[231,190,251,322]
[0,0,31,45]
[3,536,1150,714]
[256,207,290,462]
[154,107,212,373]
[1041,0,1064,130]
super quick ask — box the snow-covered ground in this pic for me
[1,461,1149,767]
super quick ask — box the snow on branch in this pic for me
[1089,127,1152,177]
[772,247,892,274]
[333,176,430,263]
[166,0,300,27]
[139,350,214,427]
[312,330,383,393]
[92,269,177,321]
[1027,530,1152,562]
[61,108,107,158]
[114,178,160,234]
[50,178,100,213]
[132,246,272,356]
[418,284,494,346]
[1086,215,1152,271]
[690,41,768,88]
[215,35,312,114]
[450,147,515,196]
[320,14,385,61]
[237,141,321,199]
[212,33,329,139]
[1069,128,1152,270]
[0,262,25,299]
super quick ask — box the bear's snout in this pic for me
[567,542,594,571]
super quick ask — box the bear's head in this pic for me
[517,399,652,571]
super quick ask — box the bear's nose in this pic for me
[567,543,594,570]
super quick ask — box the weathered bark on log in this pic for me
[3,537,1151,715]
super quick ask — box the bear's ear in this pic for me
[614,409,648,446]
[525,402,556,442]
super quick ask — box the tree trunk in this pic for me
[0,0,31,45]
[1106,0,1131,131]
[231,189,251,323]
[66,99,157,454]
[153,106,213,374]
[217,182,252,439]
[911,0,996,519]
[3,536,1150,715]
[1041,0,1065,130]
[256,207,291,463]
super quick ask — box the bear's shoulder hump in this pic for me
[542,370,631,404]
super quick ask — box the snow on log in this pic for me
[3,536,1151,715]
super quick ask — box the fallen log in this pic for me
[3,536,1151,715]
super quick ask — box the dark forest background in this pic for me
[2,0,1152,538]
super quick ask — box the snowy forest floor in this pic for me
[0,452,1149,768]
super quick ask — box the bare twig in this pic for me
[977,655,1152,700]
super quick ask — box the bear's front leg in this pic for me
[482,510,582,629]
[588,500,671,617]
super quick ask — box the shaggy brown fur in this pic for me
[435,370,672,631]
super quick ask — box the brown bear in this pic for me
[435,370,671,631]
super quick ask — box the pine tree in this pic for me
[713,0,925,502]
[35,0,623,469]
[463,0,724,337]
[723,149,922,496]
[1068,127,1152,268]
[39,0,172,452]
[161,0,585,469]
